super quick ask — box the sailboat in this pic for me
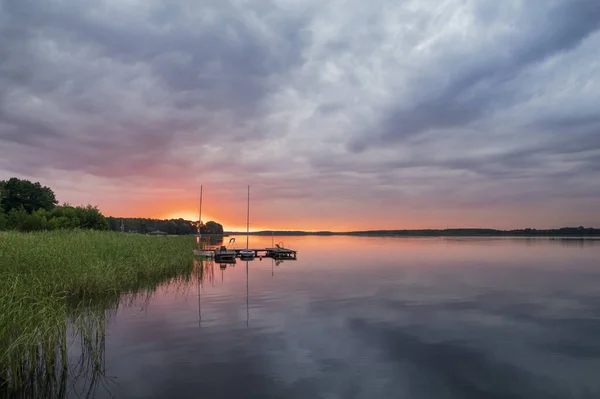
[239,185,255,259]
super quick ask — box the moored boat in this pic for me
[214,245,236,261]
[239,249,255,259]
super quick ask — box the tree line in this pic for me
[106,217,223,235]
[0,177,223,235]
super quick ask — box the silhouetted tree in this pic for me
[0,178,58,213]
[203,221,223,234]
[104,217,223,235]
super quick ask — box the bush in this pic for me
[0,178,108,232]
[1,205,108,232]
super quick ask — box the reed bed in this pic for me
[0,230,195,394]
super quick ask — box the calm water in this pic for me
[76,236,600,398]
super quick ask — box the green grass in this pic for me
[0,230,196,393]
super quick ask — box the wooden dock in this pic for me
[261,247,297,259]
[209,246,297,260]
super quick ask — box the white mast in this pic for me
[246,185,250,250]
[198,185,203,249]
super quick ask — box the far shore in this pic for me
[224,227,600,238]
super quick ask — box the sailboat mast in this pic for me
[198,185,203,248]
[246,185,250,249]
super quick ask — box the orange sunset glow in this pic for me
[83,185,597,232]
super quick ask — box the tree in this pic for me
[104,216,209,235]
[76,205,109,230]
[0,178,58,214]
[203,221,223,234]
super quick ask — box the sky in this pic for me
[1,0,599,231]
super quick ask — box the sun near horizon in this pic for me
[91,198,599,233]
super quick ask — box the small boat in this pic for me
[239,249,255,259]
[214,245,236,261]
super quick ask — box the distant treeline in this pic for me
[228,227,600,237]
[0,177,225,235]
[106,217,223,236]
[0,178,108,231]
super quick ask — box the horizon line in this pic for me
[225,226,599,234]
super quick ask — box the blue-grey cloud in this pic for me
[0,0,599,226]
[349,0,600,150]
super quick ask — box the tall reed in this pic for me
[0,230,195,394]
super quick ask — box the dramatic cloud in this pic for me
[1,0,599,229]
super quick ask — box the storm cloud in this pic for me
[1,0,599,228]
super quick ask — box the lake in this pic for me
[73,236,600,398]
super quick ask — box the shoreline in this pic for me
[224,229,600,238]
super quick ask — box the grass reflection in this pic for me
[0,230,198,396]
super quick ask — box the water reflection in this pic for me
[1,272,195,398]
[195,235,224,247]
[246,261,250,327]
[4,296,124,399]
[4,237,600,398]
[196,257,293,330]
